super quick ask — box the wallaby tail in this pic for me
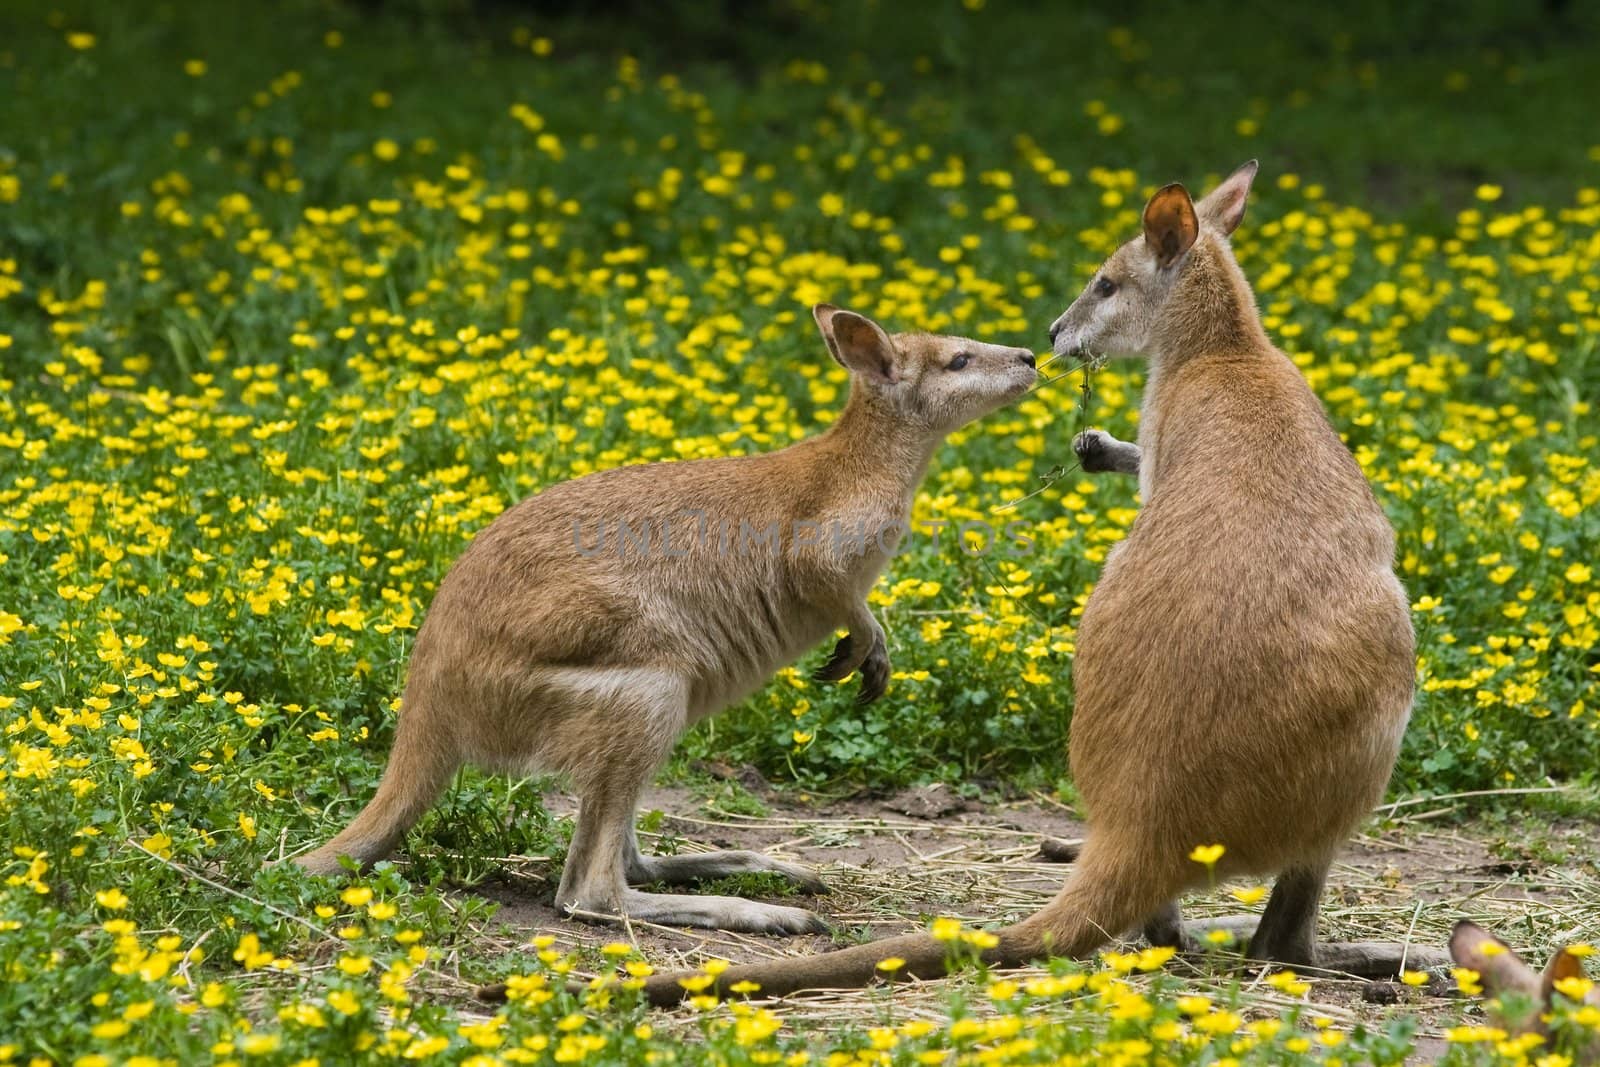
[290,694,459,876]
[619,838,1172,1007]
[635,924,1041,1007]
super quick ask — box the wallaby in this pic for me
[287,305,1037,934]
[634,162,1439,1004]
[1451,921,1600,1062]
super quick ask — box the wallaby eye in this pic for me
[1094,277,1118,298]
[946,352,971,371]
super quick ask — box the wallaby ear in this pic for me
[1196,159,1259,237]
[813,304,847,367]
[1540,948,1588,1002]
[1450,921,1541,997]
[812,304,898,383]
[1142,184,1199,270]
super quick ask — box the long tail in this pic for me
[290,694,459,876]
[619,839,1173,1006]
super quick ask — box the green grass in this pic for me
[0,0,1598,1062]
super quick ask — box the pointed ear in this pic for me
[1450,921,1541,997]
[1196,160,1259,237]
[1540,948,1587,1002]
[812,304,898,383]
[1142,184,1198,270]
[812,304,846,367]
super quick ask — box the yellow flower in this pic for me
[1453,966,1483,995]
[336,954,373,976]
[95,888,129,910]
[327,989,360,1015]
[1188,843,1226,867]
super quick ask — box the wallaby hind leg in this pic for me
[556,679,827,935]
[625,827,827,895]
[1248,862,1450,977]
[1249,863,1324,966]
[561,780,827,934]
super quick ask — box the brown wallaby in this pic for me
[287,306,1037,934]
[1450,921,1600,1062]
[634,162,1438,1004]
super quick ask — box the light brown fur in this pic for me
[1451,921,1600,1062]
[288,306,1036,935]
[629,163,1430,1005]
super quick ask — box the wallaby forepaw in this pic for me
[812,633,856,682]
[1073,429,1117,472]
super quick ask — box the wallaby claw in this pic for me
[815,628,890,703]
[1074,428,1140,476]
[857,640,890,704]
[813,633,856,682]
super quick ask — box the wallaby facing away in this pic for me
[289,306,1037,934]
[635,163,1435,1003]
[1451,921,1600,1062]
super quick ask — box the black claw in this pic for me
[812,634,855,682]
[856,652,889,704]
[803,913,833,935]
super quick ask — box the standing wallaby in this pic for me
[288,306,1037,934]
[1451,921,1600,1063]
[635,162,1437,1003]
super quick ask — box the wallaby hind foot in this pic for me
[626,842,829,896]
[566,888,829,936]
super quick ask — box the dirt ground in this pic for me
[445,778,1600,1053]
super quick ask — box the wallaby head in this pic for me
[1450,920,1600,1057]
[1047,160,1260,364]
[814,304,1037,435]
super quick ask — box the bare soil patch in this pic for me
[445,780,1600,1049]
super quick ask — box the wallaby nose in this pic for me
[1016,349,1036,368]
[1047,319,1063,342]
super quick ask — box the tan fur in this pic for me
[288,306,1036,934]
[1451,921,1600,1062]
[631,162,1423,1004]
